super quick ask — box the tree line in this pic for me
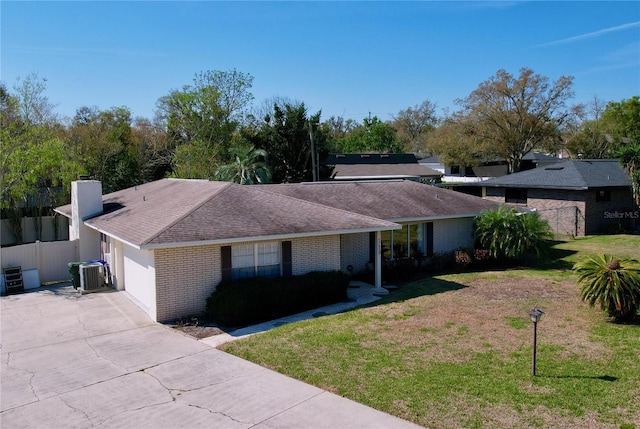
[1,68,639,243]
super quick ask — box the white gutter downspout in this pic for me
[373,230,388,296]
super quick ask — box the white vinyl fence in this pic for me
[0,240,79,286]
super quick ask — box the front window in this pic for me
[381,224,426,259]
[232,244,255,280]
[256,242,280,277]
[232,242,280,280]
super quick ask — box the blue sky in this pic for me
[2,1,639,123]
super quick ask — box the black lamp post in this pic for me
[528,308,544,376]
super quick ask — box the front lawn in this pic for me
[220,235,640,429]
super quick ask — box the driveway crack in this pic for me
[143,370,179,401]
[142,370,251,425]
[84,338,125,370]
[184,402,250,425]
[6,351,40,402]
[94,399,175,427]
[59,396,95,427]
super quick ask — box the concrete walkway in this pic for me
[1,284,421,429]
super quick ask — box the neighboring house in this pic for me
[419,152,562,183]
[326,153,443,182]
[467,159,637,236]
[55,178,500,322]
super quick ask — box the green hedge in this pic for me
[206,271,350,327]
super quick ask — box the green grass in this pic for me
[221,235,640,428]
[504,316,528,329]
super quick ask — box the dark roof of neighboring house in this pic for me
[56,179,398,248]
[524,152,562,163]
[326,153,419,165]
[262,180,500,222]
[418,152,562,165]
[477,160,631,190]
[418,155,441,164]
[332,163,442,179]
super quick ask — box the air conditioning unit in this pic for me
[79,263,106,293]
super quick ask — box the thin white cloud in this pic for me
[536,21,640,47]
[576,41,640,76]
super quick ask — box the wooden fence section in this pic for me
[0,240,78,284]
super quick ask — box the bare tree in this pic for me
[458,68,575,173]
[13,72,58,126]
[321,115,358,146]
[392,100,438,154]
[564,96,613,158]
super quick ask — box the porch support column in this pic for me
[373,230,388,296]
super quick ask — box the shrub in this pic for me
[474,205,552,260]
[454,249,472,270]
[206,271,350,327]
[427,251,454,273]
[574,254,640,322]
[383,257,417,281]
[473,248,491,262]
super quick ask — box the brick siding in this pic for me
[291,235,341,275]
[152,235,342,322]
[528,189,586,236]
[484,188,587,236]
[340,232,371,274]
[433,218,475,252]
[154,245,221,322]
[585,188,638,234]
[484,186,639,236]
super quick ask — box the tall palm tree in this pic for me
[574,254,640,322]
[215,146,272,185]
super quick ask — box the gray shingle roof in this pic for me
[262,180,501,221]
[522,152,562,163]
[478,160,631,190]
[63,179,398,248]
[57,178,502,248]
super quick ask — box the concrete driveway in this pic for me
[1,285,421,429]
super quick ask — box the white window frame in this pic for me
[231,242,281,280]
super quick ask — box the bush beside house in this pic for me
[206,271,350,327]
